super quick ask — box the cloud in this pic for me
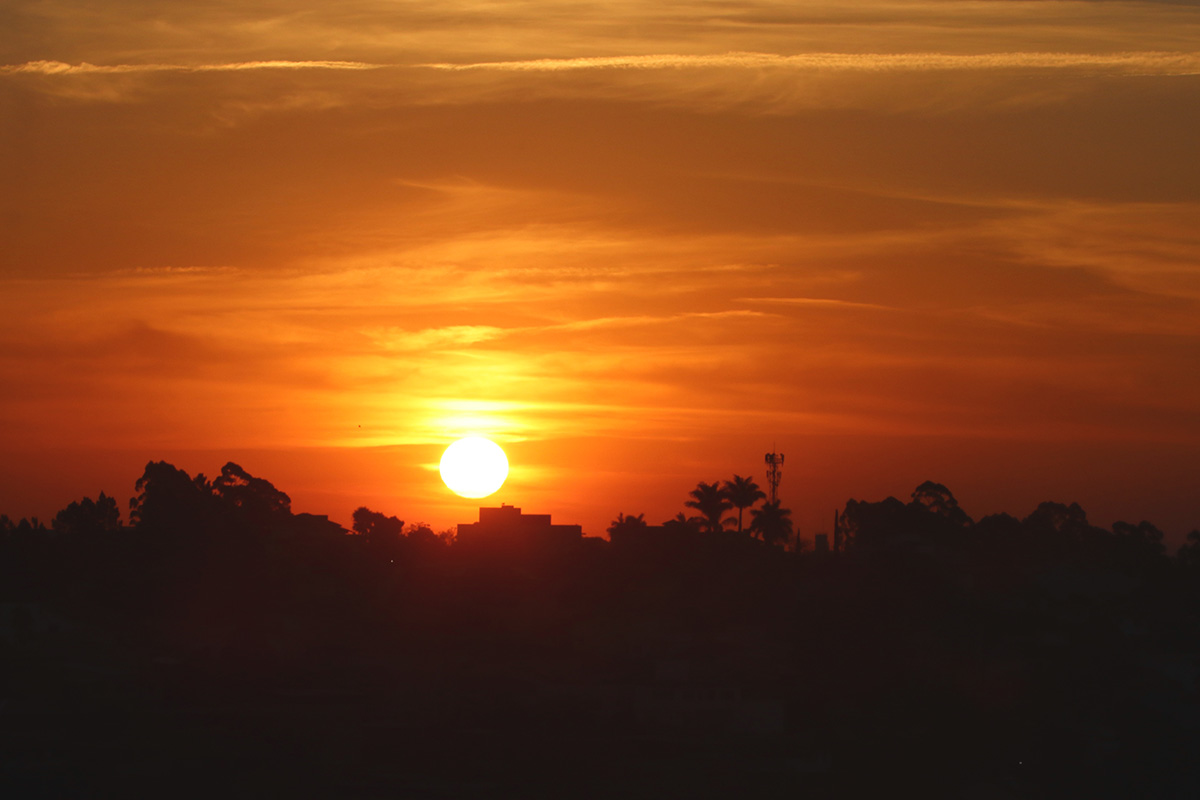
[418,50,1200,75]
[8,50,1200,80]
[364,325,505,352]
[739,297,892,311]
[547,309,768,332]
[1,59,386,75]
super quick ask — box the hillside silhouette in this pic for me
[2,461,1199,798]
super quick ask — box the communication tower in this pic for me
[764,450,784,503]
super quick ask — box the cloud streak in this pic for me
[1,59,385,76]
[419,50,1200,75]
[8,50,1200,80]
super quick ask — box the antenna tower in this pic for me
[764,450,784,504]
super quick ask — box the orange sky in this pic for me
[3,1,1199,542]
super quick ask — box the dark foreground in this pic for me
[5,543,1200,799]
[3,467,1200,797]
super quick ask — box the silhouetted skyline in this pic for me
[3,458,1200,796]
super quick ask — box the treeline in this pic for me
[3,460,1200,797]
[610,475,1200,573]
[4,461,1200,572]
[5,458,1200,656]
[836,479,1198,573]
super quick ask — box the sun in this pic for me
[439,437,509,499]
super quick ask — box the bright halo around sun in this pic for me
[439,437,509,499]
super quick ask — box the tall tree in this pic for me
[723,475,765,533]
[686,481,731,534]
[750,500,793,547]
[129,461,215,535]
[910,481,972,528]
[213,462,291,519]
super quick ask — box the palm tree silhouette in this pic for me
[607,512,648,544]
[723,474,766,533]
[750,500,793,547]
[686,481,732,534]
[662,511,702,535]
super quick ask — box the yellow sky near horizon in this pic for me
[3,0,1199,538]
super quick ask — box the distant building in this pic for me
[456,504,583,549]
[814,533,829,553]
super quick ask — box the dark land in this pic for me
[3,461,1200,798]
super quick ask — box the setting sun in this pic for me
[439,437,510,499]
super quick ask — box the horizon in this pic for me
[3,443,1196,549]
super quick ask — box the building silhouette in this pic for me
[457,504,583,550]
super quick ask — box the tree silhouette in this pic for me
[129,461,215,534]
[2,516,47,536]
[1110,520,1166,571]
[352,507,404,552]
[685,481,731,534]
[837,496,909,550]
[749,499,793,547]
[607,512,647,545]
[405,522,441,547]
[1021,500,1099,562]
[910,481,972,528]
[1177,529,1200,570]
[662,511,701,535]
[18,518,46,533]
[213,462,291,520]
[1022,500,1090,537]
[722,474,765,533]
[52,492,121,536]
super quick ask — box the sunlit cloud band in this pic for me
[419,51,1200,75]
[7,51,1200,78]
[1,60,385,75]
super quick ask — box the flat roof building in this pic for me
[456,504,583,549]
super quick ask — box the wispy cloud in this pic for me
[8,50,1200,80]
[365,325,505,352]
[547,309,769,332]
[1,59,385,76]
[739,297,893,311]
[419,50,1200,75]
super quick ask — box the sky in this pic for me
[2,1,1199,542]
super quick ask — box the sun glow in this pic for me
[439,437,510,498]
